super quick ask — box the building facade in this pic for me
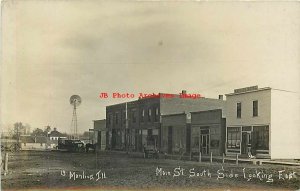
[161,113,190,154]
[225,86,300,159]
[92,119,107,150]
[102,87,299,159]
[191,109,226,156]
[106,92,225,152]
[20,135,48,150]
[49,128,67,141]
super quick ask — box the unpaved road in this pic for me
[1,151,299,190]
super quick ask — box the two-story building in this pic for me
[106,102,134,150]
[106,91,225,152]
[225,86,300,159]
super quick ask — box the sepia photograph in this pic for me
[1,1,299,190]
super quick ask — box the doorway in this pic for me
[97,131,101,150]
[200,134,209,155]
[241,131,251,155]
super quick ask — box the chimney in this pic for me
[218,95,223,100]
[54,127,57,131]
[182,90,187,94]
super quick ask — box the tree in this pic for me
[82,131,90,137]
[12,122,25,141]
[44,125,51,136]
[31,128,44,136]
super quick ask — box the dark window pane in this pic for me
[253,100,258,117]
[115,113,119,124]
[132,111,137,123]
[123,111,126,124]
[252,126,269,150]
[154,108,159,122]
[148,109,151,122]
[237,102,241,118]
[140,109,144,122]
[242,126,251,131]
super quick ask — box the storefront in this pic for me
[191,127,210,155]
[111,129,125,150]
[190,109,226,156]
[161,125,186,154]
[161,113,188,154]
[226,125,269,157]
[135,128,160,152]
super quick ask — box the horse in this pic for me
[85,143,96,153]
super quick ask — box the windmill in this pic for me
[69,95,82,139]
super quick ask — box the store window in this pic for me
[252,126,269,150]
[191,127,200,149]
[227,127,241,149]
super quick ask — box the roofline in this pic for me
[190,109,222,114]
[106,102,127,108]
[93,119,106,122]
[271,88,298,93]
[225,87,271,96]
[161,112,186,117]
[106,95,224,109]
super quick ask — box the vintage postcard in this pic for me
[1,1,299,191]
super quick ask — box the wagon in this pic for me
[143,145,159,159]
[57,138,85,152]
[1,143,20,152]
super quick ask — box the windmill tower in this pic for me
[69,95,82,139]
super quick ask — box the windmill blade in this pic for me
[70,95,82,106]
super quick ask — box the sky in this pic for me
[1,1,299,133]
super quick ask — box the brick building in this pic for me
[106,91,225,152]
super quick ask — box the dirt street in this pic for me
[1,151,299,190]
